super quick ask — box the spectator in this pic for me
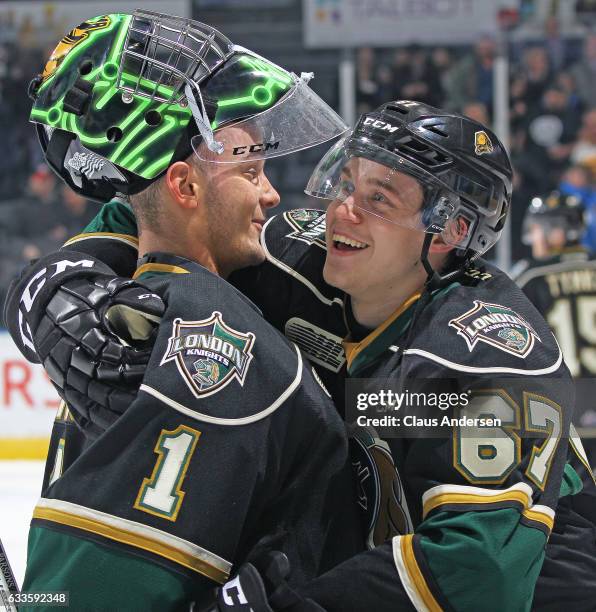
[461,101,490,126]
[444,34,496,115]
[570,33,596,113]
[570,107,596,174]
[516,83,581,194]
[543,16,571,71]
[557,165,596,250]
[515,45,553,117]
[395,44,444,107]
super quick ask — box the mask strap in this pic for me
[184,82,223,154]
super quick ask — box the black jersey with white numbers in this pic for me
[23,252,363,611]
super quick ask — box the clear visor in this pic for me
[305,136,477,249]
[192,76,348,163]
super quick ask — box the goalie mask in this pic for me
[306,101,513,261]
[29,10,347,202]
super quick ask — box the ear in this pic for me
[164,161,202,210]
[429,217,470,253]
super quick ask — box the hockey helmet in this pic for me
[29,10,347,202]
[306,100,513,259]
[522,191,586,245]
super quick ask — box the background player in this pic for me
[513,191,596,468]
[6,11,364,610]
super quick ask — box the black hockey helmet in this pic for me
[306,100,513,276]
[522,190,586,245]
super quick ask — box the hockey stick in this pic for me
[0,538,18,612]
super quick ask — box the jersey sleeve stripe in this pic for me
[32,498,231,583]
[63,232,139,248]
[392,535,442,612]
[422,482,533,519]
[521,505,555,534]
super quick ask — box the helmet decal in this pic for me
[474,130,494,156]
[40,15,114,85]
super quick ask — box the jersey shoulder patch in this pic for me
[410,265,563,375]
[140,270,305,424]
[261,210,343,306]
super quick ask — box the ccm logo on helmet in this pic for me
[233,141,280,156]
[363,118,398,133]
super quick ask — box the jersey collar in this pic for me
[343,282,460,376]
[133,253,200,281]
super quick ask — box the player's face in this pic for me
[323,157,428,305]
[199,126,280,277]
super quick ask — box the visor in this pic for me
[305,135,480,249]
[192,76,348,163]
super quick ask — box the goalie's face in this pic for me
[198,126,280,277]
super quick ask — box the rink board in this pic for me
[0,332,56,459]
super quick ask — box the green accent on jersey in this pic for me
[347,282,461,376]
[23,526,202,611]
[418,508,547,612]
[83,198,137,236]
[559,461,583,498]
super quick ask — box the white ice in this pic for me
[0,461,45,587]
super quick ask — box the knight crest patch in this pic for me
[284,209,327,249]
[474,130,493,155]
[161,313,255,398]
[449,300,540,358]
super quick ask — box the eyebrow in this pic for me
[365,177,402,196]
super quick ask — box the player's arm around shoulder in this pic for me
[21,273,336,610]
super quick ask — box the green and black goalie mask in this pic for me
[29,10,347,201]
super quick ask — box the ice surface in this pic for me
[0,461,44,587]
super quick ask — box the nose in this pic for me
[333,195,362,223]
[260,172,280,210]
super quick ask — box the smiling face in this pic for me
[323,156,430,310]
[197,126,280,276]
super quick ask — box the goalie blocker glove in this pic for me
[3,251,164,437]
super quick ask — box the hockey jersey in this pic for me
[22,251,364,611]
[232,208,596,612]
[25,200,596,611]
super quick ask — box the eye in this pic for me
[243,167,259,183]
[338,179,355,196]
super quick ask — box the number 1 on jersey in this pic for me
[134,425,201,521]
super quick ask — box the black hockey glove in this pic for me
[4,251,164,438]
[203,553,325,612]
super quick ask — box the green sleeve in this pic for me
[61,198,139,277]
[23,526,208,611]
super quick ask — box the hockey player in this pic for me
[513,191,596,467]
[5,11,365,610]
[7,100,596,609]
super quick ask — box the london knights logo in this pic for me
[161,313,255,398]
[449,300,540,358]
[284,209,327,249]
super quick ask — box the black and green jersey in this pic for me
[23,251,364,611]
[26,201,596,610]
[513,249,596,379]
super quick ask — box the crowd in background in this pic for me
[0,11,595,311]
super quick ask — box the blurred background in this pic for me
[0,0,595,584]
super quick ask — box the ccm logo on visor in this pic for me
[233,141,280,156]
[363,118,398,133]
